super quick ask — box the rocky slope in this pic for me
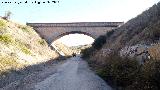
[90,2,160,61]
[104,2,160,49]
[52,40,92,56]
[52,40,74,56]
[82,2,160,90]
[0,18,59,75]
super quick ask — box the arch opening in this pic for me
[52,31,95,42]
[51,32,95,56]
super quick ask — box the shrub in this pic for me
[0,34,13,44]
[3,11,12,20]
[128,59,160,90]
[0,20,6,29]
[20,46,31,55]
[81,47,95,58]
[86,52,141,89]
[109,57,139,87]
[92,35,106,50]
[106,30,115,37]
[98,53,140,87]
[86,50,160,89]
[38,39,46,46]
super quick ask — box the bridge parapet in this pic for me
[27,22,124,27]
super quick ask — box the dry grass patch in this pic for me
[0,34,13,44]
[0,19,7,29]
[0,56,25,76]
[18,25,35,34]
[148,44,160,60]
[14,40,32,55]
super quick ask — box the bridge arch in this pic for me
[27,22,124,45]
[51,31,96,43]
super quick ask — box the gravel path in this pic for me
[1,56,112,90]
[35,56,112,90]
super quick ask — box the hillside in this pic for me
[87,2,160,59]
[82,2,160,90]
[52,40,92,56]
[52,40,74,56]
[104,2,160,49]
[70,44,92,54]
[0,18,58,76]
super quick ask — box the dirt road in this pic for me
[1,56,112,90]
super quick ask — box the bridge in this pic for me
[27,22,124,45]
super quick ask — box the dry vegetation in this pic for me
[85,52,160,90]
[52,40,74,56]
[148,43,160,60]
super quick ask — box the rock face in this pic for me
[120,44,152,64]
[101,2,160,63]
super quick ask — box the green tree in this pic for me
[3,11,12,20]
[92,35,106,50]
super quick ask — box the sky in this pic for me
[0,0,159,24]
[0,0,159,46]
[55,34,94,47]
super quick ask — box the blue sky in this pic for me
[0,0,159,46]
[0,0,159,24]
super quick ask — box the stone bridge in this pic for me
[27,22,123,45]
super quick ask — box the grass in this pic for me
[18,25,34,34]
[0,34,31,55]
[0,56,21,75]
[15,40,31,55]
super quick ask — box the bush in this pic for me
[86,52,141,89]
[20,46,31,55]
[0,34,13,44]
[38,39,47,46]
[82,35,106,59]
[106,30,115,37]
[81,47,95,58]
[92,35,106,50]
[86,51,160,89]
[0,20,6,28]
[109,57,139,87]
[98,53,140,88]
[128,59,160,90]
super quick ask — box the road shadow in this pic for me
[0,55,71,88]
